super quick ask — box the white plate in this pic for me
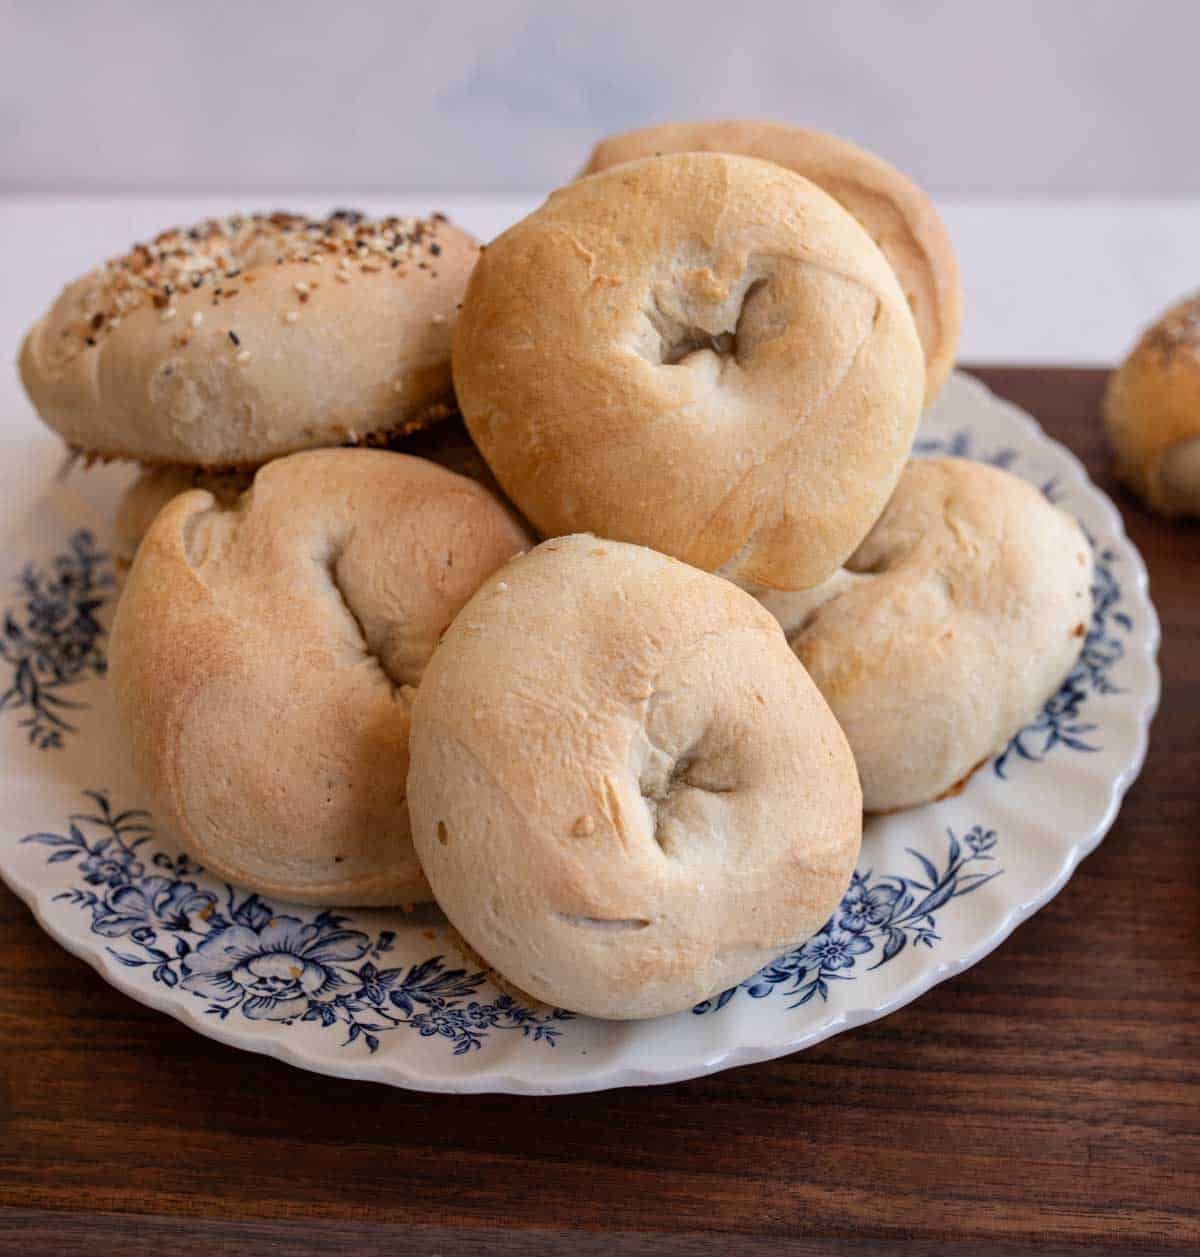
[0,372,1160,1094]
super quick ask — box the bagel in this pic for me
[453,153,925,591]
[580,120,961,405]
[1104,293,1200,516]
[111,417,502,571]
[114,466,250,573]
[756,458,1094,811]
[407,534,862,1020]
[110,448,531,906]
[20,210,479,467]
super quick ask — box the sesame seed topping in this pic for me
[228,330,240,346]
[431,314,447,325]
[58,209,453,359]
[284,311,299,324]
[190,311,203,329]
[236,350,252,364]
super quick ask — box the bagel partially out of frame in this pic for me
[20,210,479,467]
[580,120,961,405]
[407,534,862,1020]
[110,449,531,906]
[453,152,925,592]
[756,458,1094,812]
[1104,292,1200,516]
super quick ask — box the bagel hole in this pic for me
[660,328,736,365]
[640,751,737,856]
[649,278,768,367]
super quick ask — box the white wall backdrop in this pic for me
[1,0,1197,197]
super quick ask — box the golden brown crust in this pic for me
[454,152,925,592]
[112,417,511,570]
[20,211,479,467]
[756,459,1094,811]
[407,535,862,1019]
[580,120,961,405]
[110,449,531,906]
[1103,293,1200,515]
[114,465,252,572]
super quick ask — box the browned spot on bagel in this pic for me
[868,755,988,814]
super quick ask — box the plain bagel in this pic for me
[110,448,531,906]
[114,465,251,573]
[111,417,503,572]
[756,458,1095,812]
[20,210,479,467]
[580,119,961,405]
[1103,292,1200,516]
[407,534,862,1020]
[453,153,925,591]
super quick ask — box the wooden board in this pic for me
[0,369,1196,1254]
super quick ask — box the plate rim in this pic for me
[0,370,1162,1094]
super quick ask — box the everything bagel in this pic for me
[20,210,479,467]
[1104,292,1200,516]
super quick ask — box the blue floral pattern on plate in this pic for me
[1,529,112,748]
[24,791,572,1054]
[694,826,1001,1014]
[25,792,1008,1039]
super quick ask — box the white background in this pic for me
[3,0,1199,197]
[1,0,1198,388]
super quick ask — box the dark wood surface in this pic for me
[0,369,1196,1255]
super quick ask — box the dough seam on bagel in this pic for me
[699,294,882,583]
[318,532,410,698]
[557,913,653,932]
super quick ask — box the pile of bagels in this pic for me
[19,121,1095,1021]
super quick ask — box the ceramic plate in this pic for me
[0,372,1160,1094]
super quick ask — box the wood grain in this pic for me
[0,369,1196,1254]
